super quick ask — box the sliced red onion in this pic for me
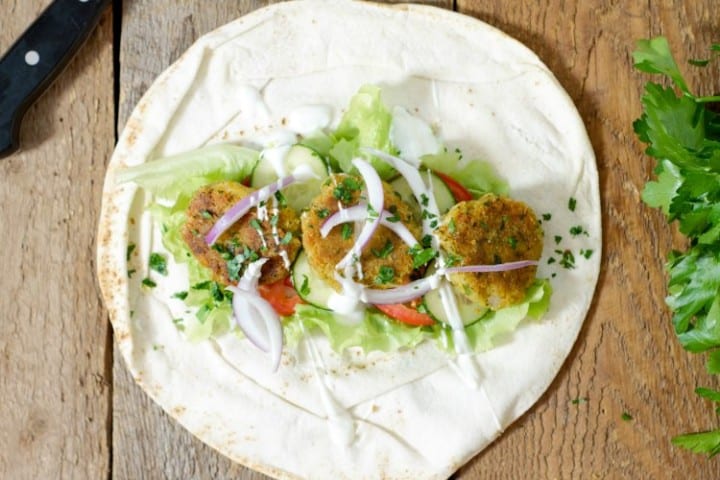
[362,147,440,243]
[205,165,318,245]
[363,276,438,305]
[336,158,385,271]
[229,289,270,352]
[228,258,283,371]
[245,294,284,372]
[441,260,539,274]
[320,204,418,247]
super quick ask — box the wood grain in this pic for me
[3,0,720,479]
[0,1,114,479]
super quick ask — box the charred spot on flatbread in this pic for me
[300,174,422,290]
[437,194,543,309]
[182,181,301,285]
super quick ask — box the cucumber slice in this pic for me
[423,282,488,326]
[291,250,335,309]
[251,145,329,211]
[390,170,455,216]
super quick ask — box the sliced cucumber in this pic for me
[390,170,456,216]
[423,282,488,326]
[291,250,335,310]
[251,145,329,211]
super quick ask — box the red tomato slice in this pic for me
[258,278,302,316]
[375,303,435,327]
[435,171,473,202]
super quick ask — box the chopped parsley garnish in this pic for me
[542,213,552,221]
[172,318,185,331]
[547,257,556,265]
[280,232,293,245]
[580,249,594,259]
[430,219,439,229]
[316,208,330,219]
[127,269,136,278]
[200,210,212,219]
[172,291,188,300]
[508,236,518,249]
[333,177,362,203]
[571,397,588,405]
[227,254,246,282]
[555,249,576,269]
[299,275,311,297]
[341,223,353,240]
[570,225,589,237]
[270,214,279,227]
[375,265,395,284]
[250,218,263,231]
[409,245,437,269]
[621,412,633,422]
[444,252,463,267]
[141,278,156,288]
[126,243,136,261]
[192,280,226,303]
[448,219,457,234]
[420,193,429,207]
[372,240,394,259]
[554,235,563,244]
[421,234,433,248]
[568,197,577,212]
[149,253,168,275]
[274,191,287,208]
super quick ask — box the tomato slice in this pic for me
[435,171,473,202]
[258,278,302,316]
[375,303,435,326]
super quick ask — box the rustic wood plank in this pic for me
[457,0,720,478]
[0,1,114,479]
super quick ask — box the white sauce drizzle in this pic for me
[286,105,333,136]
[299,321,355,445]
[261,145,292,177]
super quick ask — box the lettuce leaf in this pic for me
[421,151,509,197]
[116,144,259,204]
[288,304,431,352]
[332,85,397,179]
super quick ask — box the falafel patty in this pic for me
[182,181,301,286]
[301,174,422,290]
[436,194,543,309]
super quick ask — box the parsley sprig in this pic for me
[634,36,720,457]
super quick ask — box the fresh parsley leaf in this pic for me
[141,278,156,288]
[621,412,634,422]
[375,265,395,285]
[409,245,436,269]
[341,223,353,240]
[250,218,262,231]
[149,252,168,276]
[568,197,577,212]
[571,397,588,405]
[672,430,720,458]
[542,213,552,221]
[635,37,720,456]
[172,291,188,300]
[126,243,136,261]
[316,208,330,219]
[448,219,457,234]
[372,240,394,259]
[280,232,293,245]
[633,37,690,94]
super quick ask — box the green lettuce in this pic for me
[288,304,431,352]
[331,85,398,179]
[116,143,258,205]
[421,150,509,197]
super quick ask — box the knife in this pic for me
[0,0,111,159]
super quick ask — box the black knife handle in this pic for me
[0,0,111,159]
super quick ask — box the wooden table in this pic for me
[2,0,719,478]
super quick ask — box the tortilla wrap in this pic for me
[97,1,601,478]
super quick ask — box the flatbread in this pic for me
[97,2,601,479]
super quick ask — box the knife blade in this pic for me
[0,0,111,159]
